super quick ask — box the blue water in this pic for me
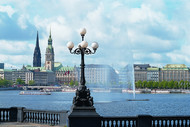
[0,90,190,116]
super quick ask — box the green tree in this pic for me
[136,80,142,89]
[29,80,35,86]
[147,81,153,89]
[179,80,184,89]
[163,81,168,89]
[0,79,12,87]
[158,81,163,89]
[168,80,174,89]
[16,78,25,85]
[153,81,158,89]
[173,81,178,89]
[142,81,147,88]
[69,80,74,87]
[74,81,79,86]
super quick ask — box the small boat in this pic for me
[62,88,76,92]
[126,99,149,101]
[92,89,110,93]
[19,91,51,95]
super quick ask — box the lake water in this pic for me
[0,90,190,116]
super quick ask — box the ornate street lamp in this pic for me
[67,28,99,107]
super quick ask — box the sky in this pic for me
[0,0,190,69]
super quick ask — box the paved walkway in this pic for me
[0,122,64,127]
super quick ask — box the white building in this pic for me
[77,64,118,85]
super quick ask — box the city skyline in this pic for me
[0,0,189,69]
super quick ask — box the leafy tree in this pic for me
[173,81,178,89]
[153,81,158,89]
[16,78,25,85]
[147,81,153,89]
[74,81,79,86]
[142,81,147,88]
[0,79,12,87]
[69,80,74,87]
[158,82,163,89]
[168,80,174,89]
[136,80,142,88]
[29,80,35,86]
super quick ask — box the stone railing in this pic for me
[101,115,190,127]
[0,107,17,122]
[101,116,137,127]
[152,116,190,127]
[23,108,67,125]
[0,107,68,126]
[1,107,190,127]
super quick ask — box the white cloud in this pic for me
[0,40,34,55]
[0,5,15,17]
[17,14,29,29]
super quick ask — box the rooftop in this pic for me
[162,64,189,70]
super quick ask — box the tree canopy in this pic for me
[135,80,190,89]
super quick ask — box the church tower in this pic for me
[45,30,54,71]
[33,31,41,67]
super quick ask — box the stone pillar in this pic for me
[68,106,101,127]
[137,115,152,127]
[17,107,25,122]
[59,110,69,125]
[10,107,17,122]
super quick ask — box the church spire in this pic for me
[48,28,52,45]
[33,31,41,67]
[36,31,39,48]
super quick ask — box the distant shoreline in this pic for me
[126,89,190,94]
[0,87,22,91]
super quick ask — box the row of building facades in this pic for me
[1,62,189,86]
[0,31,189,86]
[0,63,118,86]
[134,64,190,82]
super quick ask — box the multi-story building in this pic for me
[25,71,33,84]
[4,70,13,81]
[54,62,78,85]
[160,64,189,81]
[118,66,128,84]
[134,64,150,82]
[12,69,26,83]
[147,67,160,81]
[0,63,4,69]
[76,64,118,85]
[0,69,4,79]
[33,69,55,85]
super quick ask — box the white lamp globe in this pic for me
[80,41,88,48]
[91,42,99,50]
[80,28,86,36]
[67,41,74,49]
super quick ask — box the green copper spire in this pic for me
[46,28,54,54]
[48,28,52,44]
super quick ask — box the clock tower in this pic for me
[45,30,54,71]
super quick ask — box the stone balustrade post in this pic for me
[137,115,152,127]
[17,107,25,122]
[59,110,69,125]
[9,107,18,122]
[68,106,101,127]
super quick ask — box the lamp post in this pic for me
[67,28,99,107]
[67,28,100,127]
